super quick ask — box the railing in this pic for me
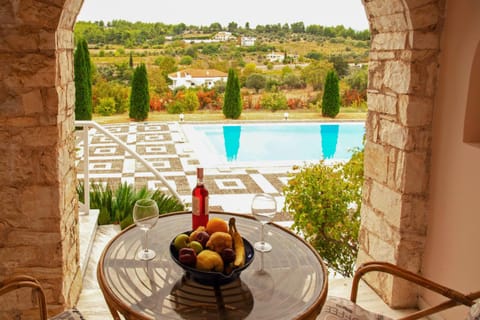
[75,120,183,214]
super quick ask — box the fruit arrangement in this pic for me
[172,217,246,274]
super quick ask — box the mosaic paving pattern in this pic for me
[76,122,295,221]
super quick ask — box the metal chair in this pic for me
[318,261,480,320]
[0,275,84,320]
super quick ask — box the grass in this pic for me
[92,109,366,124]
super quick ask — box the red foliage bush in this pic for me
[342,89,366,107]
[287,98,308,110]
[150,92,174,111]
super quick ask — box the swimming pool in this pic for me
[182,122,365,166]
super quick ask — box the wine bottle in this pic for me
[192,167,209,229]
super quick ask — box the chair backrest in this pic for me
[0,275,48,320]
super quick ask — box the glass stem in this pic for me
[260,252,264,271]
[144,230,149,252]
[261,223,265,243]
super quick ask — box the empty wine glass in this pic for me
[133,198,159,260]
[251,193,277,252]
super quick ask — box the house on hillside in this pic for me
[266,51,285,62]
[213,31,235,41]
[240,36,256,46]
[168,69,228,90]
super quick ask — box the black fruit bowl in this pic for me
[169,233,255,286]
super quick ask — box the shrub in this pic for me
[197,89,221,110]
[245,73,266,93]
[283,148,364,277]
[166,100,184,114]
[183,90,200,112]
[287,98,307,110]
[342,88,364,107]
[260,91,288,111]
[150,94,163,111]
[96,97,116,116]
[283,73,305,89]
[77,181,185,229]
[179,55,193,65]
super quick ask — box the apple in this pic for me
[188,240,203,254]
[221,248,236,264]
[174,233,190,251]
[192,231,210,247]
[178,247,196,267]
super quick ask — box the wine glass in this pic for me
[133,198,159,260]
[251,193,277,253]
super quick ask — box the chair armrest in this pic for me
[0,275,48,320]
[350,261,480,320]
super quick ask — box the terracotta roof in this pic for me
[168,69,228,79]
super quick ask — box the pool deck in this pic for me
[76,121,298,223]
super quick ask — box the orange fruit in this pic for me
[206,217,229,235]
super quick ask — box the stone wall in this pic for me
[357,0,443,307]
[0,0,82,317]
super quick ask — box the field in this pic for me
[89,37,369,68]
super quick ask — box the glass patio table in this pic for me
[97,211,328,320]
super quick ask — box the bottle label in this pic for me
[192,196,209,216]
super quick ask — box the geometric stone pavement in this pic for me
[76,121,296,222]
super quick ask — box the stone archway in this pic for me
[0,0,445,316]
[358,0,444,307]
[0,0,83,317]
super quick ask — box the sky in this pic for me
[77,0,369,31]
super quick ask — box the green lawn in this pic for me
[92,109,366,124]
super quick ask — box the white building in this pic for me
[168,69,228,90]
[240,36,256,46]
[266,51,285,62]
[213,32,235,41]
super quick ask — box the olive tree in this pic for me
[283,148,364,277]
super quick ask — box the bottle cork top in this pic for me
[197,167,204,179]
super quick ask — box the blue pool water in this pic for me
[183,122,365,165]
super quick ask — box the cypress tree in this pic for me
[223,68,242,119]
[129,63,150,121]
[129,52,134,68]
[74,39,92,120]
[321,70,340,118]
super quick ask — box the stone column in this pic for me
[0,0,83,317]
[358,0,443,308]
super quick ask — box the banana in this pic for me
[228,217,245,268]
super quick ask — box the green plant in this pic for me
[166,100,185,114]
[112,182,137,225]
[260,91,288,111]
[77,181,114,225]
[96,97,116,116]
[283,148,364,277]
[245,73,266,93]
[77,181,185,229]
[222,68,242,119]
[129,63,150,121]
[74,39,92,120]
[321,70,340,118]
[183,90,200,112]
